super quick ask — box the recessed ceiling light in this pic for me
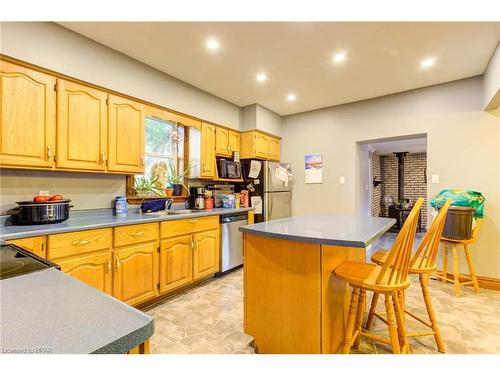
[287,94,296,101]
[420,58,435,68]
[256,73,268,82]
[333,52,346,63]
[206,39,220,50]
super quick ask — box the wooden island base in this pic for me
[243,234,365,354]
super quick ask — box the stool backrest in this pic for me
[376,198,424,286]
[411,199,452,270]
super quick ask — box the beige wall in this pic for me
[484,42,500,109]
[0,170,126,214]
[281,77,500,278]
[0,22,241,130]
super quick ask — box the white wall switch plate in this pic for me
[38,190,49,196]
[431,174,440,184]
[339,176,346,185]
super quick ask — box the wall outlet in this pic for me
[431,174,440,184]
[339,176,346,185]
[38,190,50,196]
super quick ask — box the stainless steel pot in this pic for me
[11,200,72,225]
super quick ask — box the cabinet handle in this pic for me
[115,258,120,270]
[195,240,199,250]
[106,259,111,272]
[47,146,52,161]
[191,240,195,250]
[131,231,145,237]
[190,219,198,224]
[203,164,208,172]
[72,239,91,246]
[141,156,145,166]
[101,152,107,164]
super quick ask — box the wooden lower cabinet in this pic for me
[193,229,219,280]
[159,234,193,293]
[7,236,46,258]
[57,251,112,294]
[113,241,159,306]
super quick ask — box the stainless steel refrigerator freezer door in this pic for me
[264,161,291,192]
[264,191,292,221]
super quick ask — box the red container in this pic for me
[204,197,214,209]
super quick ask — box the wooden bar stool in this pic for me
[334,198,423,354]
[436,219,482,296]
[366,199,452,353]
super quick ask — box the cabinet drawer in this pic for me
[161,216,219,238]
[114,223,158,247]
[47,228,112,260]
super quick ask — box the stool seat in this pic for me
[335,262,411,292]
[371,250,437,274]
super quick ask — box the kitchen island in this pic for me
[239,214,395,354]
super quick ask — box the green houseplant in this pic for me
[165,159,192,196]
[134,176,164,197]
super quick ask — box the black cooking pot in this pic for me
[11,200,72,225]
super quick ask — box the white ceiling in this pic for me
[368,137,427,155]
[58,22,500,116]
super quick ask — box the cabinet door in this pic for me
[201,123,215,178]
[228,130,240,154]
[254,133,269,159]
[193,229,219,280]
[0,61,56,168]
[159,234,193,294]
[56,79,107,171]
[107,95,145,173]
[113,242,159,305]
[7,236,46,258]
[58,251,112,294]
[215,127,230,156]
[268,137,280,161]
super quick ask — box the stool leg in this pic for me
[464,244,480,293]
[392,291,409,354]
[365,292,379,330]
[442,243,448,283]
[384,293,401,354]
[342,288,360,354]
[353,290,366,350]
[419,273,445,353]
[452,245,461,296]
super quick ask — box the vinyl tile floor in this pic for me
[146,233,500,354]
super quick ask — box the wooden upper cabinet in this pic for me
[193,229,219,280]
[268,136,281,161]
[160,234,193,294]
[107,94,145,173]
[0,61,56,168]
[215,127,230,156]
[254,132,269,159]
[113,242,159,306]
[228,130,240,153]
[56,79,107,171]
[201,123,216,178]
[58,251,112,295]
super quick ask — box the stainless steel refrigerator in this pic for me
[240,160,292,223]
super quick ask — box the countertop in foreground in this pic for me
[239,214,395,248]
[0,207,253,240]
[0,268,153,354]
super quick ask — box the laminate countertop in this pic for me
[0,207,253,240]
[0,268,153,354]
[239,214,396,248]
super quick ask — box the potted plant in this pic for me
[134,176,164,197]
[165,159,191,196]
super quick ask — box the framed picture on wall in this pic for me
[305,154,323,184]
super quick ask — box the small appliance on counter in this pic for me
[9,199,72,225]
[217,159,241,179]
[188,187,207,210]
[0,244,60,280]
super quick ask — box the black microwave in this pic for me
[218,159,241,179]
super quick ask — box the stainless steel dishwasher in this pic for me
[218,213,248,275]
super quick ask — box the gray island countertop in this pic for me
[239,214,396,248]
[0,207,253,241]
[0,268,153,354]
